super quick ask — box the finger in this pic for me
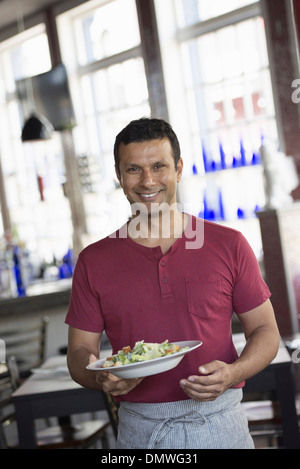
[109,381,139,396]
[180,380,220,399]
[180,379,223,401]
[102,377,143,396]
[180,376,220,392]
[88,353,98,364]
[97,371,120,385]
[182,371,223,387]
[183,388,220,401]
[198,360,222,375]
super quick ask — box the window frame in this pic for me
[175,1,277,172]
[176,2,261,41]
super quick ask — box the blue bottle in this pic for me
[13,246,26,297]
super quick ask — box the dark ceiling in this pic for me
[0,0,63,31]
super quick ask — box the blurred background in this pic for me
[0,0,299,340]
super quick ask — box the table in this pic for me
[12,355,107,449]
[234,333,300,449]
[13,338,300,449]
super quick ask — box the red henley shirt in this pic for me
[65,215,271,403]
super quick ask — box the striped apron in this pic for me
[116,389,254,449]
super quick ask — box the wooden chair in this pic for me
[101,391,119,439]
[0,357,112,449]
[0,362,16,449]
[1,317,49,379]
[242,399,300,448]
[58,341,119,442]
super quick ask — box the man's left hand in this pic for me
[179,360,235,401]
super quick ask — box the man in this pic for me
[65,118,280,449]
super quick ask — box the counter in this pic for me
[0,279,72,316]
[257,203,300,336]
[0,278,72,358]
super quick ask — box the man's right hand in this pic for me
[88,354,143,397]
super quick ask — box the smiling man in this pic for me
[117,138,181,206]
[115,135,188,253]
[65,118,280,449]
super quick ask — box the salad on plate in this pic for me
[102,339,188,368]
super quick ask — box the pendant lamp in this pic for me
[21,113,53,142]
[15,1,53,143]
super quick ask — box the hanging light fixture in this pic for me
[21,112,53,142]
[16,0,53,142]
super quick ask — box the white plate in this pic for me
[86,340,202,378]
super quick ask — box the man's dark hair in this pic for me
[114,117,181,174]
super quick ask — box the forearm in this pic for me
[180,300,280,401]
[229,324,280,387]
[67,342,144,396]
[180,324,280,401]
[67,346,102,391]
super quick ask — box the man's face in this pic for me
[116,138,183,212]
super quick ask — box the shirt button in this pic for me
[160,261,165,267]
[162,277,168,283]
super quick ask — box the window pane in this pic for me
[58,0,149,238]
[176,0,258,26]
[80,57,149,156]
[0,26,51,92]
[181,17,277,172]
[11,34,51,80]
[0,25,72,263]
[75,0,140,65]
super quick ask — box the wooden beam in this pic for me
[261,0,300,199]
[135,0,169,121]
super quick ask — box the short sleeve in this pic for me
[65,256,104,332]
[232,233,271,314]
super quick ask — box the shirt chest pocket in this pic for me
[185,275,222,318]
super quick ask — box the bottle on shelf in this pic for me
[0,243,17,297]
[13,245,26,297]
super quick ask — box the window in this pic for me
[74,0,141,65]
[156,0,277,257]
[0,25,73,264]
[175,0,258,26]
[181,16,276,172]
[57,0,150,239]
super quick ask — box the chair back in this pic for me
[101,392,119,439]
[0,317,49,378]
[0,359,17,449]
